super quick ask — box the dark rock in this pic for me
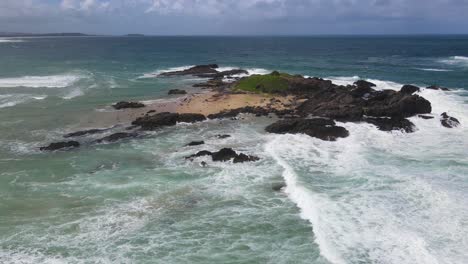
[178,113,207,123]
[354,80,376,89]
[159,64,219,77]
[96,132,138,143]
[265,118,349,141]
[197,69,248,79]
[186,141,205,146]
[211,148,238,162]
[168,89,187,95]
[132,112,206,130]
[418,115,434,119]
[208,106,294,119]
[147,110,156,114]
[185,148,259,163]
[193,79,229,89]
[40,141,80,151]
[233,153,260,163]
[400,85,420,95]
[272,183,286,191]
[64,128,108,138]
[427,85,450,91]
[363,117,415,133]
[185,150,213,159]
[113,101,145,110]
[440,112,460,128]
[364,90,432,118]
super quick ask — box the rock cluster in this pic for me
[440,112,460,128]
[186,148,260,163]
[132,112,206,130]
[112,101,145,110]
[265,118,349,141]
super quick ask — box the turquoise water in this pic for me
[0,36,467,263]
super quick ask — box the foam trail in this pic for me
[439,56,468,67]
[0,94,47,108]
[417,68,452,72]
[0,74,82,88]
[265,137,346,264]
[0,39,24,43]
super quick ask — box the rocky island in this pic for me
[41,64,460,164]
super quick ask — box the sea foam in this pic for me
[0,74,83,88]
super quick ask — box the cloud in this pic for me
[1,0,467,34]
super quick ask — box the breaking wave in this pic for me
[0,74,84,88]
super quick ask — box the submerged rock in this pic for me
[400,85,420,95]
[418,114,434,119]
[63,128,109,138]
[168,89,187,95]
[132,112,206,130]
[113,101,145,110]
[186,141,205,146]
[40,141,80,151]
[96,132,139,143]
[363,117,415,133]
[272,183,286,191]
[159,64,219,77]
[427,85,450,91]
[440,112,460,128]
[265,118,349,141]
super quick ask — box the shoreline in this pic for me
[79,90,298,128]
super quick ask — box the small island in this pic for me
[41,64,460,164]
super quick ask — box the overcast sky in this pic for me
[1,0,467,35]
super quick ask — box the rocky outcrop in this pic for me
[363,117,415,133]
[40,141,80,151]
[132,112,206,130]
[440,112,460,128]
[196,69,248,79]
[297,87,432,121]
[186,141,205,146]
[96,132,138,143]
[400,85,420,95]
[185,148,260,163]
[64,128,108,138]
[168,89,187,95]
[207,106,294,119]
[265,118,349,141]
[159,64,219,77]
[427,85,450,91]
[113,101,145,110]
[350,80,376,98]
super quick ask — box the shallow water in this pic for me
[0,36,467,263]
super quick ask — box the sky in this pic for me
[0,0,467,35]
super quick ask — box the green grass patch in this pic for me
[234,72,293,93]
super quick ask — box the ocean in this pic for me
[0,36,467,264]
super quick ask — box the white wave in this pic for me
[138,65,270,79]
[0,39,24,43]
[440,56,468,67]
[417,68,453,72]
[0,94,47,108]
[62,88,84,99]
[0,74,83,88]
[327,76,403,91]
[138,65,195,79]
